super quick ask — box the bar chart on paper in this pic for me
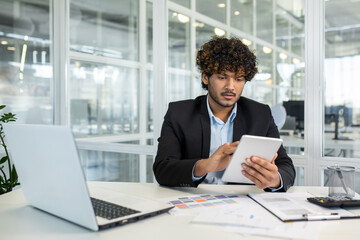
[164,193,245,215]
[169,194,239,208]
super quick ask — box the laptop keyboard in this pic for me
[91,197,140,220]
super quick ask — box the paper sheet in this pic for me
[248,192,355,221]
[191,195,275,229]
[163,193,319,239]
[226,221,320,240]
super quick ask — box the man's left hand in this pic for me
[241,153,280,189]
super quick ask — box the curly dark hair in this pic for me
[196,36,258,90]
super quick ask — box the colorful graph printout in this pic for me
[168,194,240,210]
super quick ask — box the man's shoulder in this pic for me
[166,96,206,121]
[238,96,270,113]
[169,95,206,110]
[239,96,268,108]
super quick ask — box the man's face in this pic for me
[203,70,246,109]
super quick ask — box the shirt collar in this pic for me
[206,95,237,124]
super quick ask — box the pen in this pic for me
[336,166,350,196]
[303,213,340,221]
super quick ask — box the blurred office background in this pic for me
[1,0,360,190]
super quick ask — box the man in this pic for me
[153,36,295,192]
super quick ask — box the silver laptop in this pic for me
[3,124,173,231]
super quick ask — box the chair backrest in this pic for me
[270,104,287,130]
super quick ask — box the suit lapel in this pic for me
[233,100,247,141]
[200,97,210,158]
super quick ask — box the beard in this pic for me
[208,87,241,108]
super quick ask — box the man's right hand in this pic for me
[193,141,239,177]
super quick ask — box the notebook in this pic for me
[2,124,173,231]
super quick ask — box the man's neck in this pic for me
[208,99,234,123]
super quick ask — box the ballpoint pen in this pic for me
[335,165,350,196]
[303,213,340,221]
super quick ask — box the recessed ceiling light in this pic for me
[292,58,301,64]
[217,3,226,8]
[1,40,8,45]
[214,28,226,36]
[177,14,189,23]
[7,46,15,51]
[262,46,272,54]
[195,22,205,28]
[241,38,252,46]
[234,11,240,15]
[279,53,288,60]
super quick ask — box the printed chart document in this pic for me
[248,192,359,222]
[164,193,248,216]
[190,194,274,229]
[163,193,320,239]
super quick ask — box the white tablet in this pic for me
[221,135,283,184]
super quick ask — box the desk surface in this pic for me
[1,182,360,240]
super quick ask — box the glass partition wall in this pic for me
[70,0,306,184]
[322,0,360,193]
[0,0,305,184]
[0,0,53,124]
[68,0,152,182]
[2,0,359,188]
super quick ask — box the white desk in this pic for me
[1,182,360,240]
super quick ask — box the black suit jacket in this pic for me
[153,95,295,191]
